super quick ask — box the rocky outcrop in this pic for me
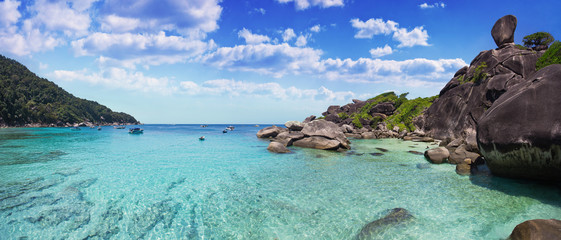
[477,64,561,181]
[356,208,414,240]
[256,126,286,138]
[491,15,517,47]
[284,121,304,131]
[419,15,545,163]
[267,142,291,153]
[257,120,351,151]
[508,219,561,240]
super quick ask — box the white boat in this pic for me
[129,128,144,134]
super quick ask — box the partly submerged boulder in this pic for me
[356,208,414,240]
[293,136,342,150]
[267,142,291,153]
[424,147,449,164]
[508,219,561,240]
[477,64,561,181]
[256,126,286,138]
[301,119,351,149]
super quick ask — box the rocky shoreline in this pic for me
[257,14,561,238]
[0,121,140,128]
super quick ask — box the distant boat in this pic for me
[226,126,235,131]
[97,127,102,131]
[200,125,208,128]
[70,127,81,131]
[199,136,205,141]
[114,125,126,129]
[254,125,259,127]
[223,129,228,133]
[129,128,144,134]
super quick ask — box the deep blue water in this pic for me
[0,124,560,239]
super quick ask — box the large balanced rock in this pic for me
[424,147,449,164]
[491,15,517,47]
[301,119,351,149]
[256,126,286,138]
[477,64,561,181]
[508,219,561,240]
[267,142,291,153]
[356,208,414,240]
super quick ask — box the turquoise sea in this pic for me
[1,124,560,239]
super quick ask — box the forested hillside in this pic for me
[0,55,138,127]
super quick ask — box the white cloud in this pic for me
[295,35,308,47]
[199,43,323,77]
[369,45,393,58]
[350,18,398,38]
[0,0,21,28]
[180,79,355,101]
[52,67,176,95]
[238,28,270,45]
[71,31,216,66]
[101,0,222,38]
[282,28,296,42]
[252,8,266,15]
[276,0,344,10]
[0,20,63,56]
[419,2,446,9]
[393,26,429,48]
[351,18,430,48]
[30,0,91,37]
[101,15,140,33]
[310,24,321,33]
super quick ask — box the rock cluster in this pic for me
[257,119,351,153]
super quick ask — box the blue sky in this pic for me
[1,0,560,124]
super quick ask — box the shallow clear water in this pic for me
[0,125,560,239]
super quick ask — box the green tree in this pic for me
[536,41,561,71]
[523,32,555,49]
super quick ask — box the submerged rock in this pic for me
[267,142,291,153]
[508,219,561,240]
[356,208,414,240]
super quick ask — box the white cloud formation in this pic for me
[30,0,92,37]
[0,20,63,56]
[180,79,355,101]
[351,18,430,48]
[53,67,175,95]
[252,8,266,15]
[101,15,141,33]
[295,35,308,47]
[419,2,446,9]
[199,41,467,87]
[100,0,222,38]
[310,24,321,33]
[350,18,398,38]
[276,0,344,10]
[369,45,393,58]
[393,26,430,48]
[282,28,296,42]
[199,43,323,77]
[71,31,216,66]
[238,28,270,45]
[0,0,21,28]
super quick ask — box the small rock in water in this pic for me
[375,147,389,152]
[369,152,384,156]
[416,163,431,169]
[408,150,424,155]
[356,208,414,240]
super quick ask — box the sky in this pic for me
[1,0,560,124]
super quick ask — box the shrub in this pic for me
[523,32,555,49]
[384,95,438,132]
[536,41,561,71]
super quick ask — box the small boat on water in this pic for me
[98,127,102,131]
[70,127,81,131]
[199,136,205,141]
[129,128,144,134]
[200,125,208,128]
[223,129,228,133]
[226,126,235,131]
[114,125,126,129]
